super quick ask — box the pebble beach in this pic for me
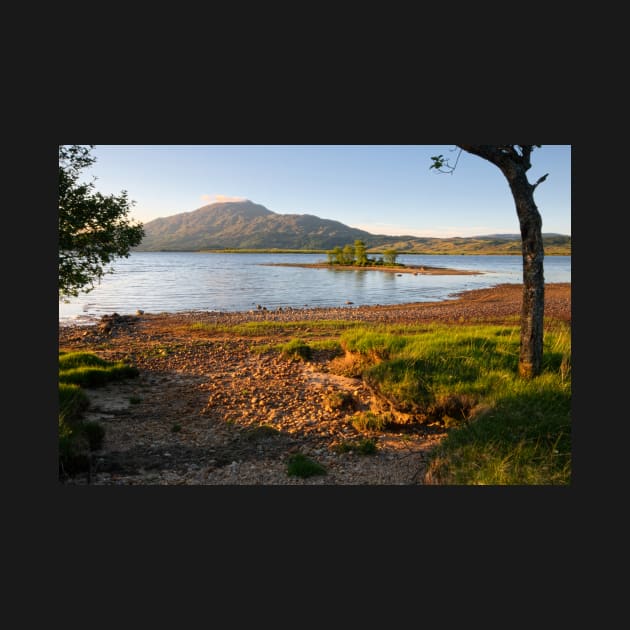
[58,282,571,486]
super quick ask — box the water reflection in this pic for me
[59,252,571,324]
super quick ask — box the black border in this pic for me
[38,86,588,599]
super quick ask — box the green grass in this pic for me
[341,330,409,360]
[59,316,571,485]
[351,411,391,432]
[58,351,139,479]
[280,338,312,361]
[59,382,89,425]
[286,453,327,478]
[333,438,377,455]
[323,390,355,411]
[338,322,571,484]
[309,339,344,352]
[59,363,139,387]
[59,352,110,371]
[254,338,343,356]
[243,424,281,440]
[425,383,571,485]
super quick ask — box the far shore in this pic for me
[261,262,482,275]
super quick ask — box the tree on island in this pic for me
[354,240,368,265]
[326,241,399,267]
[59,145,144,300]
[382,249,399,265]
[342,243,355,265]
[431,145,549,378]
[327,246,344,265]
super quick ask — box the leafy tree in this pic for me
[327,246,342,264]
[431,145,549,378]
[383,249,398,265]
[342,244,355,265]
[59,145,144,300]
[354,240,368,265]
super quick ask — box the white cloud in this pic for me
[200,194,246,204]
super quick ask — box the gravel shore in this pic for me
[58,282,571,486]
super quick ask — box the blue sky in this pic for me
[82,145,571,238]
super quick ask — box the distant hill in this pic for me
[375,233,571,255]
[476,233,568,240]
[135,200,396,251]
[134,200,571,255]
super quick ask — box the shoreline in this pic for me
[58,282,571,485]
[261,261,481,275]
[60,282,571,330]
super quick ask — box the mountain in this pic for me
[133,200,571,254]
[134,200,397,251]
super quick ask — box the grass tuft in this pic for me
[333,438,377,455]
[59,363,139,388]
[280,338,312,361]
[244,424,281,440]
[322,390,355,412]
[59,382,89,426]
[351,411,391,432]
[59,352,109,371]
[287,453,327,478]
[58,350,138,479]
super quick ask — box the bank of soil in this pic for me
[58,283,571,486]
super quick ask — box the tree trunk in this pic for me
[455,145,545,378]
[503,168,545,378]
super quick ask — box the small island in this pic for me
[263,240,482,276]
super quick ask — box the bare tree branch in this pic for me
[519,145,534,171]
[456,144,512,168]
[532,173,548,190]
[497,145,520,160]
[429,147,463,174]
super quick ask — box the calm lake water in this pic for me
[59,253,571,325]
